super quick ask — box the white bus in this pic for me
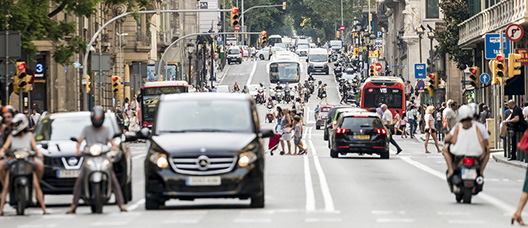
[268,35,282,46]
[266,51,302,83]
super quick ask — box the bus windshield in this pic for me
[140,85,188,127]
[363,88,403,109]
[270,62,300,83]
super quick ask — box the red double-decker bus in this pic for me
[360,76,406,116]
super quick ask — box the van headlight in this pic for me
[149,152,168,169]
[238,152,258,167]
[89,145,102,156]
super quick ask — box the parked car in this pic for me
[136,93,273,209]
[328,112,390,159]
[36,112,133,202]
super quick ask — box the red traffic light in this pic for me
[261,31,267,36]
[470,68,476,74]
[232,7,239,14]
[17,63,26,70]
[429,74,435,79]
[370,65,374,69]
[497,55,504,62]
[112,76,119,81]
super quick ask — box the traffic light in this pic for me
[495,53,506,78]
[282,2,286,10]
[508,53,522,78]
[112,75,120,94]
[15,62,28,93]
[428,73,436,91]
[261,31,267,45]
[336,31,340,39]
[86,74,91,94]
[369,65,376,77]
[469,66,480,88]
[490,60,501,85]
[230,7,239,27]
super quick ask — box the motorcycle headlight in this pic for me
[14,151,29,159]
[89,145,102,156]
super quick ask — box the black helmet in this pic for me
[91,106,105,127]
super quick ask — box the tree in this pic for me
[436,0,473,70]
[0,0,150,65]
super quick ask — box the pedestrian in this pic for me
[242,85,249,94]
[393,110,402,135]
[275,106,283,131]
[381,104,402,154]
[424,106,441,153]
[400,112,408,138]
[31,109,41,125]
[408,105,417,138]
[128,110,140,135]
[317,81,323,99]
[505,100,527,160]
[115,107,125,133]
[319,84,328,105]
[479,105,489,124]
[295,98,304,125]
[233,81,241,93]
[24,109,36,132]
[376,104,384,118]
[290,115,307,155]
[279,108,292,155]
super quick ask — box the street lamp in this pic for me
[116,32,128,105]
[426,24,436,73]
[415,25,426,63]
[187,43,194,84]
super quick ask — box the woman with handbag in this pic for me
[129,110,140,134]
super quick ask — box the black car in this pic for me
[329,112,390,159]
[138,93,273,209]
[36,112,133,202]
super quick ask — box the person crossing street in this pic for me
[381,104,403,154]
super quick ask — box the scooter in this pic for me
[266,103,274,123]
[256,89,265,104]
[7,150,35,215]
[284,88,291,104]
[448,156,484,204]
[275,89,283,103]
[81,144,118,213]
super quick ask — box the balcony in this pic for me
[458,0,528,47]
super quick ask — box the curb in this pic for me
[492,152,527,169]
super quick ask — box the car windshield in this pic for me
[228,48,240,54]
[156,100,253,133]
[341,117,384,130]
[309,54,327,62]
[35,115,116,141]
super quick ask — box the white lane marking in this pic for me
[162,219,200,224]
[246,61,258,86]
[18,225,57,228]
[371,210,406,215]
[126,198,145,211]
[303,154,316,211]
[234,218,272,223]
[91,221,127,226]
[376,218,415,223]
[308,136,336,212]
[305,218,342,223]
[308,127,313,140]
[437,211,471,215]
[400,156,517,214]
[448,220,486,224]
[132,154,146,160]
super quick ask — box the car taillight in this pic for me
[336,128,349,134]
[317,115,321,120]
[463,157,475,166]
[375,128,387,134]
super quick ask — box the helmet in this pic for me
[268,97,272,101]
[468,103,479,119]
[91,106,105,127]
[457,105,473,122]
[11,113,28,136]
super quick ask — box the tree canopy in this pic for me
[0,0,150,65]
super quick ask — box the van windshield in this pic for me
[309,54,327,62]
[228,48,240,54]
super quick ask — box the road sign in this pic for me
[485,34,510,59]
[416,79,425,90]
[414,63,426,79]
[340,25,345,31]
[0,31,21,58]
[375,62,382,71]
[377,31,383,39]
[480,73,490,84]
[506,24,524,42]
[91,53,111,72]
[234,25,240,31]
[375,39,382,47]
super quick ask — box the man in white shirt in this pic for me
[382,104,403,154]
[408,105,417,138]
[31,109,41,125]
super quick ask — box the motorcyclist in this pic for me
[66,106,127,214]
[266,97,274,110]
[0,113,48,215]
[340,81,350,104]
[443,104,489,179]
[308,73,315,82]
[275,82,283,91]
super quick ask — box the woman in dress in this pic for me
[424,106,441,153]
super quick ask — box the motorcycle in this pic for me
[284,88,291,104]
[308,81,315,94]
[81,144,118,213]
[266,103,274,123]
[448,156,484,204]
[275,88,283,103]
[256,89,265,104]
[7,150,36,215]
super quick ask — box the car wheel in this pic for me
[324,130,328,140]
[260,55,264,60]
[145,195,162,210]
[330,149,338,158]
[316,125,320,130]
[250,177,265,208]
[326,70,329,75]
[380,151,390,159]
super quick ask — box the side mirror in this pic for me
[259,129,274,138]
[70,137,78,142]
[139,128,151,139]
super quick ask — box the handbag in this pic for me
[518,130,528,151]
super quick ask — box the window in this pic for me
[468,0,481,17]
[137,15,143,41]
[426,0,440,18]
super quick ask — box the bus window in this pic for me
[363,88,403,109]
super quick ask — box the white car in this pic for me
[296,44,309,56]
[257,47,270,60]
[341,68,357,81]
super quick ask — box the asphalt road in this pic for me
[1,56,526,227]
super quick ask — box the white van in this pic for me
[307,48,329,75]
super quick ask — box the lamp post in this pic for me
[415,25,426,63]
[116,32,128,106]
[187,43,194,85]
[426,25,435,72]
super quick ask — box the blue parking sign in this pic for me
[485,34,510,59]
[414,63,426,79]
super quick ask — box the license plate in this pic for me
[316,69,322,72]
[186,176,221,186]
[57,170,81,178]
[354,135,370,140]
[461,168,477,179]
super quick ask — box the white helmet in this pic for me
[457,105,473,122]
[11,113,28,136]
[468,103,479,119]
